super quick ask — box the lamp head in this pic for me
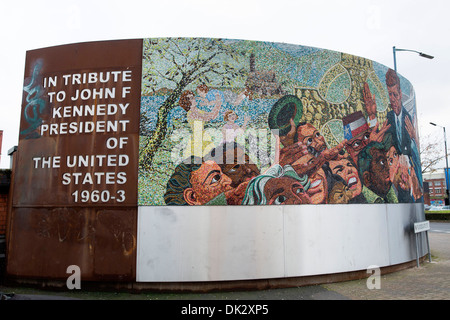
[419,53,434,59]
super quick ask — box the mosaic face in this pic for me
[219,147,260,189]
[387,145,400,183]
[264,176,311,205]
[388,84,402,116]
[328,181,353,204]
[307,168,328,204]
[184,160,233,205]
[365,147,391,197]
[328,157,362,197]
[345,131,371,165]
[296,123,327,157]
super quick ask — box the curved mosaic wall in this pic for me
[138,38,423,207]
[10,38,426,286]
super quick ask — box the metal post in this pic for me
[444,126,449,205]
[393,46,397,72]
[430,123,449,204]
[426,231,432,263]
[415,233,420,268]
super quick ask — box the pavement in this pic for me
[1,224,449,301]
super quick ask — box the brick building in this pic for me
[422,169,448,206]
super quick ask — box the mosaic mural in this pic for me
[138,38,423,206]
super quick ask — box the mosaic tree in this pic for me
[139,38,247,169]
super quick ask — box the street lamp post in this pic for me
[393,46,434,72]
[430,122,449,205]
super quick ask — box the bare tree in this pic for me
[420,131,446,173]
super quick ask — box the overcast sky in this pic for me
[1,0,449,169]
